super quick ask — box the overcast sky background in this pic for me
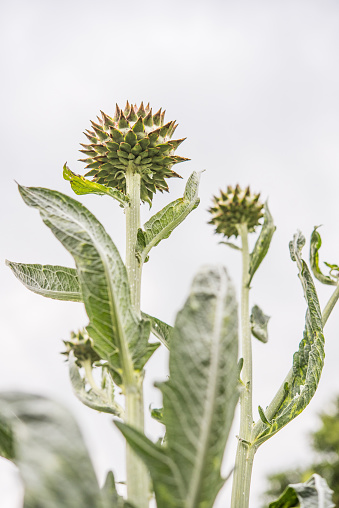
[1,0,339,506]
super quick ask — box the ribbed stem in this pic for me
[231,224,254,508]
[125,164,149,508]
[126,166,142,314]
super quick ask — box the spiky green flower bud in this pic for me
[208,185,264,238]
[79,101,189,204]
[62,329,100,367]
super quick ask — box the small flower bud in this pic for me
[208,185,264,238]
[62,329,101,367]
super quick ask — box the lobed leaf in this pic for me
[310,227,337,286]
[253,231,325,447]
[136,171,201,263]
[249,201,276,285]
[63,164,129,207]
[17,185,153,382]
[269,474,334,508]
[0,392,109,508]
[6,261,82,302]
[117,265,239,508]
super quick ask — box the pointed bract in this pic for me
[208,185,264,238]
[79,102,188,203]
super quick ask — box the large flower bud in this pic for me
[79,101,189,204]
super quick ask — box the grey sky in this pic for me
[1,0,339,506]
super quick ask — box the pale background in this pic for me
[1,1,339,506]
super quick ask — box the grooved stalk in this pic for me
[231,224,255,508]
[322,282,339,327]
[126,166,142,314]
[125,164,149,508]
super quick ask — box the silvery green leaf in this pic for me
[6,261,82,302]
[254,231,324,446]
[117,265,239,508]
[0,392,108,508]
[269,474,335,508]
[249,201,276,284]
[63,165,129,207]
[101,471,134,508]
[142,313,173,349]
[6,261,172,351]
[250,305,270,343]
[310,227,337,286]
[101,472,122,508]
[18,185,152,378]
[68,352,124,417]
[136,172,201,263]
[6,260,171,354]
[289,230,306,263]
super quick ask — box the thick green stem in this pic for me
[231,224,254,508]
[125,164,149,508]
[126,166,142,314]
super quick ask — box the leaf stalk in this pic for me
[322,282,339,327]
[82,359,103,396]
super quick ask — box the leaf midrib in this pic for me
[36,188,136,384]
[141,176,199,263]
[186,268,227,508]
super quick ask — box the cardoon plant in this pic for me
[2,101,339,508]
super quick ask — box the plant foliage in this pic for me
[117,266,239,508]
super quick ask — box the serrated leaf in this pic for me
[6,261,82,302]
[250,304,270,343]
[68,352,123,417]
[253,231,325,447]
[6,261,172,352]
[117,265,239,508]
[136,172,201,263]
[310,227,337,286]
[269,474,335,508]
[0,392,109,508]
[18,185,152,381]
[142,313,173,349]
[63,164,129,207]
[249,201,276,285]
